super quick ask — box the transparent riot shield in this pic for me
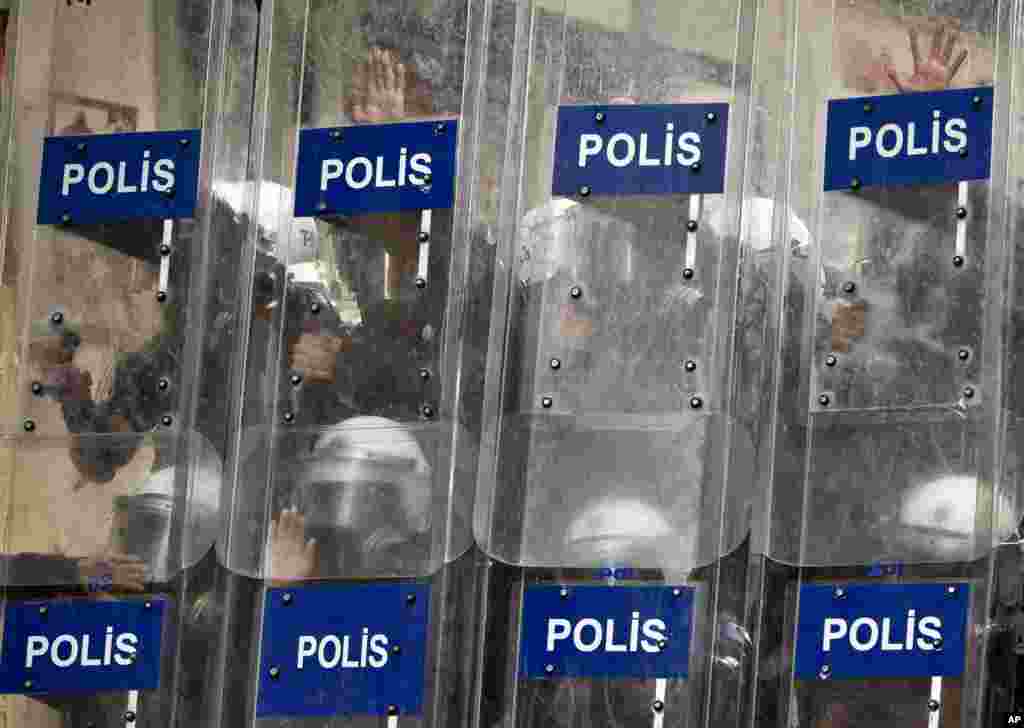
[750,0,1019,726]
[467,0,759,725]
[215,0,485,725]
[0,0,253,725]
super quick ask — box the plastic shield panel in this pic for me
[243,549,479,728]
[472,0,756,572]
[755,565,989,728]
[0,434,228,728]
[760,0,1013,567]
[218,0,482,580]
[3,0,219,438]
[474,545,751,728]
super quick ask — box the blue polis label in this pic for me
[0,597,165,694]
[38,130,201,225]
[794,583,969,680]
[294,120,457,217]
[256,583,429,718]
[823,86,992,191]
[551,104,728,198]
[519,585,694,679]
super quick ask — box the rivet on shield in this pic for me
[388,705,399,716]
[550,357,561,370]
[652,699,665,713]
[544,664,555,674]
[972,95,983,108]
[156,290,168,303]
[434,122,446,135]
[391,644,402,655]
[569,285,582,299]
[962,385,975,399]
[23,680,32,690]
[144,601,152,609]
[683,359,697,372]
[60,213,72,224]
[268,665,281,679]
[689,396,703,409]
[690,161,702,173]
[559,587,569,599]
[672,588,682,597]
[952,255,965,268]
[290,373,302,387]
[282,411,295,425]
[406,593,417,606]
[124,710,136,723]
[179,138,190,147]
[76,142,87,152]
[421,404,435,419]
[957,348,971,362]
[578,185,591,198]
[23,419,35,433]
[932,637,944,649]
[947,585,957,595]
[38,605,48,616]
[825,354,838,367]
[594,111,606,124]
[863,102,873,114]
[705,111,717,124]
[833,586,845,599]
[819,665,831,679]
[329,129,343,140]
[818,393,831,407]
[686,219,698,233]
[282,592,294,606]
[541,396,553,409]
[956,206,968,220]
[682,267,695,280]
[31,381,43,396]
[50,311,64,326]
[850,178,862,192]
[928,699,940,712]
[162,414,173,427]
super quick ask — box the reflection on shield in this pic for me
[50,93,138,136]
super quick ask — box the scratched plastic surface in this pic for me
[471,0,758,575]
[758,0,1015,569]
[750,1,1015,728]
[217,0,484,591]
[0,0,256,725]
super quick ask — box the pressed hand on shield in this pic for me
[889,20,968,92]
[848,19,968,93]
[77,552,148,592]
[350,47,408,123]
[268,506,317,580]
[289,331,344,384]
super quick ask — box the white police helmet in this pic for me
[111,431,222,581]
[296,416,433,538]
